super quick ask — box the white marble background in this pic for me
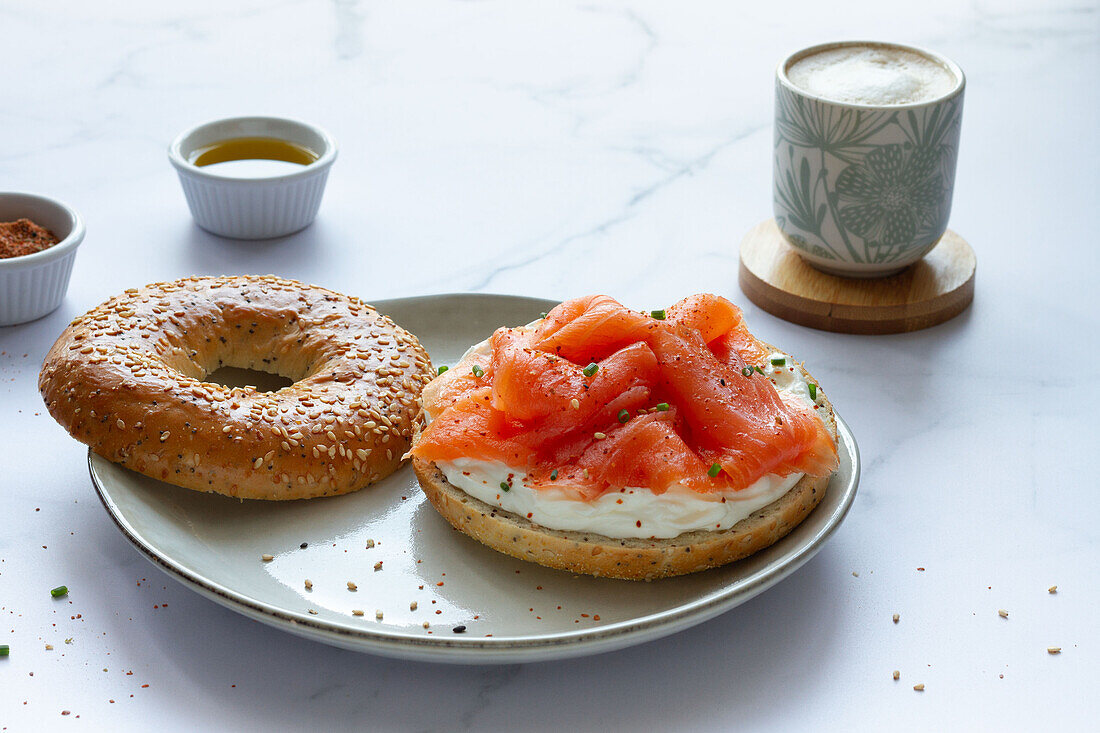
[1,0,1097,729]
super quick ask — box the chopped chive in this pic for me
[471,365,485,378]
[770,357,786,366]
[808,383,818,401]
[582,362,599,377]
[707,463,722,478]
[50,586,68,598]
[499,481,510,492]
[539,311,549,319]
[437,365,449,375]
[741,366,754,377]
[0,644,8,657]
[754,365,765,375]
[650,309,666,320]
[550,469,558,481]
[654,402,670,412]
[617,409,630,423]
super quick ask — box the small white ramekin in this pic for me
[0,192,86,327]
[168,116,337,240]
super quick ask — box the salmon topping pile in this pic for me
[411,294,837,500]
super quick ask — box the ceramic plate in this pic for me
[89,293,860,664]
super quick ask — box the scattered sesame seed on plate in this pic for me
[998,609,1008,618]
[1048,585,1058,594]
[374,561,383,571]
[304,579,312,590]
[913,683,925,691]
[892,670,900,681]
[375,610,383,620]
[261,554,274,562]
[347,582,357,591]
[892,614,899,624]
[410,601,418,611]
[1048,647,1061,655]
[352,609,364,617]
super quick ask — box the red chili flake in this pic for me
[917,567,925,572]
[435,582,444,586]
[593,615,600,621]
[141,684,149,688]
[581,614,589,618]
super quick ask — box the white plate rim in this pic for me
[87,292,861,664]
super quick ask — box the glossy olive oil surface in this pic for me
[190,137,319,178]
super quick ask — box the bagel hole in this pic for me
[205,366,293,393]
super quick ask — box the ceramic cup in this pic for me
[773,41,965,277]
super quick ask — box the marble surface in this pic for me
[1,0,1096,729]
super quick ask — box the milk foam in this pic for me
[787,46,956,106]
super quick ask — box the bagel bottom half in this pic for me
[413,445,832,582]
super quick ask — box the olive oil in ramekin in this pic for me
[189,137,319,178]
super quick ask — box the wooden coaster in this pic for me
[739,220,975,334]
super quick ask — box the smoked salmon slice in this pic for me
[411,294,837,497]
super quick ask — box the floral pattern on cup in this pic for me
[773,53,964,276]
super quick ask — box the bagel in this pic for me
[412,362,835,581]
[39,275,434,500]
[408,294,839,580]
